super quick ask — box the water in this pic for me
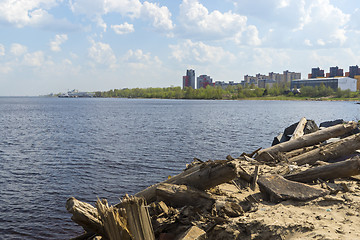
[0,97,359,239]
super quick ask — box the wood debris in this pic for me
[66,117,360,240]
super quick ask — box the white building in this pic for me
[290,77,357,91]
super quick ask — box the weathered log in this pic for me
[289,133,360,165]
[255,122,358,161]
[290,117,307,140]
[257,175,329,203]
[66,197,104,236]
[156,183,215,209]
[285,157,360,183]
[135,160,238,203]
[96,199,131,240]
[121,196,155,240]
[284,145,320,159]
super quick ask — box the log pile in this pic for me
[66,118,360,240]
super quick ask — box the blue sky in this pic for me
[0,0,359,96]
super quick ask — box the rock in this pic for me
[272,133,290,146]
[304,120,319,134]
[283,122,299,137]
[221,202,244,217]
[176,226,206,240]
[319,119,344,128]
[257,175,329,203]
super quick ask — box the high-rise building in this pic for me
[311,67,325,78]
[329,66,343,77]
[183,69,196,89]
[349,65,360,78]
[283,70,301,83]
[197,75,213,89]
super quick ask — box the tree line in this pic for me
[94,83,360,100]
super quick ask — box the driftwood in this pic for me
[156,183,215,209]
[135,160,238,203]
[284,145,320,159]
[285,157,360,183]
[255,122,357,161]
[67,196,154,240]
[96,199,131,240]
[290,117,307,140]
[257,175,329,203]
[121,196,155,240]
[66,197,104,236]
[289,133,360,165]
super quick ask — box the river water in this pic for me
[1,97,359,239]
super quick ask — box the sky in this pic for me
[0,0,360,96]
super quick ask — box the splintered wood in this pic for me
[96,199,131,240]
[66,118,360,240]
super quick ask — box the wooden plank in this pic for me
[66,197,104,236]
[285,157,360,183]
[290,117,307,140]
[289,133,360,166]
[96,199,131,240]
[122,196,155,240]
[255,122,358,162]
[257,175,329,203]
[134,160,238,203]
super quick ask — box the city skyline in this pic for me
[1,0,360,96]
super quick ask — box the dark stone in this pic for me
[283,122,299,136]
[271,133,290,146]
[304,120,319,134]
[257,175,329,203]
[319,119,344,128]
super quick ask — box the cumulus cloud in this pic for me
[0,44,4,56]
[178,0,260,45]
[111,22,134,35]
[10,43,27,56]
[0,0,76,30]
[70,0,173,32]
[169,39,235,64]
[122,49,161,69]
[23,51,46,67]
[88,39,116,67]
[234,0,349,48]
[141,2,174,31]
[50,34,68,52]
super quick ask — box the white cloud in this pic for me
[23,51,46,67]
[0,44,5,56]
[111,22,134,35]
[295,0,350,46]
[103,0,142,18]
[0,0,63,28]
[141,2,174,31]
[0,64,12,73]
[50,34,68,52]
[178,0,259,45]
[234,0,349,48]
[304,39,312,47]
[123,49,162,69]
[10,43,27,56]
[170,39,235,64]
[124,49,151,63]
[70,0,173,32]
[88,39,116,67]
